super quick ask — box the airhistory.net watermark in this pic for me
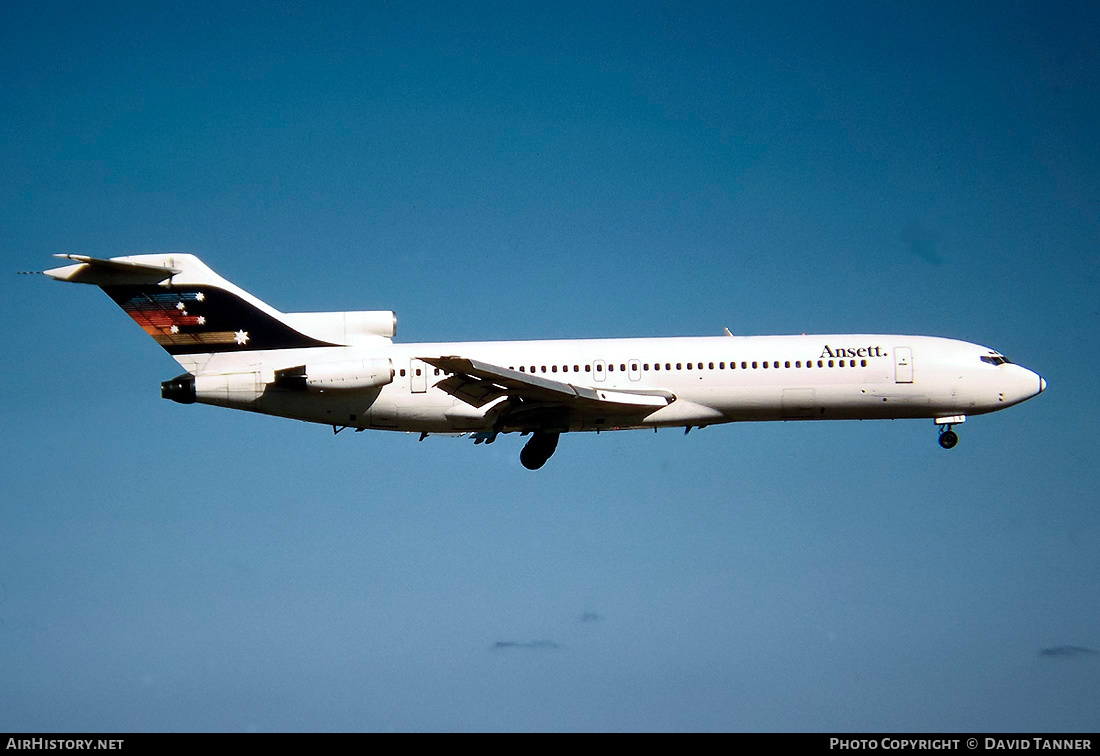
[6,740,123,751]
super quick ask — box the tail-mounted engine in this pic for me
[162,358,394,408]
[273,358,395,391]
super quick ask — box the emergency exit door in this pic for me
[409,359,428,393]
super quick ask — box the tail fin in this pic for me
[44,254,337,359]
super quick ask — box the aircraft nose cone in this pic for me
[1039,376,1046,393]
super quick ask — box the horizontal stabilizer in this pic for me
[44,255,182,285]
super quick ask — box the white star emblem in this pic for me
[197,316,206,325]
[176,301,186,310]
[170,325,179,334]
[234,330,250,345]
[196,292,205,301]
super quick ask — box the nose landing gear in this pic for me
[935,415,965,449]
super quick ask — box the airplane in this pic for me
[41,253,1046,469]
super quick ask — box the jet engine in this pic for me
[273,358,395,391]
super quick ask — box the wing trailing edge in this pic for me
[421,356,675,410]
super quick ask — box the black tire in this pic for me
[939,430,959,449]
[520,431,560,470]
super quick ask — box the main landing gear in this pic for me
[520,431,560,470]
[938,429,959,450]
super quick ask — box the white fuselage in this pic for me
[192,333,1045,435]
[41,254,1045,463]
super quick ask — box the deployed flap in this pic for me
[421,356,674,410]
[433,375,509,408]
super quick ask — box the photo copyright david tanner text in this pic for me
[830,739,1092,751]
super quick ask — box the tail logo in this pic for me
[103,284,335,354]
[114,289,254,349]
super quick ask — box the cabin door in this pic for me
[894,347,913,383]
[410,359,428,393]
[593,360,607,382]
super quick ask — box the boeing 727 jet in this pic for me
[43,254,1045,469]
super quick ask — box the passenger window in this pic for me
[795,361,801,368]
[552,365,558,372]
[676,363,682,370]
[585,365,591,372]
[687,362,693,370]
[752,361,758,369]
[785,361,790,368]
[828,360,834,368]
[861,359,867,367]
[666,363,672,370]
[400,369,406,377]
[719,362,725,369]
[818,360,823,368]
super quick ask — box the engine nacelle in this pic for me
[195,371,262,408]
[283,311,397,344]
[274,358,394,391]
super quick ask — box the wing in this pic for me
[420,356,674,415]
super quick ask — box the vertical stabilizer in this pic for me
[43,254,337,369]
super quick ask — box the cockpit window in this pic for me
[981,355,1011,366]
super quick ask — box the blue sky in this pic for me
[2,1,1098,732]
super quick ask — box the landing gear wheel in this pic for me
[520,431,560,470]
[938,430,959,450]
